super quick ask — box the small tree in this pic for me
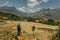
[47,19,54,25]
[56,22,60,26]
[32,26,35,36]
[27,17,35,22]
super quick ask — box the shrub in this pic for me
[27,17,35,22]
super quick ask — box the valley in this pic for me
[0,6,60,40]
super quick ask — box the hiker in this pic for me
[17,23,21,36]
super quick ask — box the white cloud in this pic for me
[27,0,49,9]
[18,0,49,13]
[18,7,41,13]
[18,7,26,12]
[27,0,37,2]
[18,7,33,13]
[42,0,49,3]
[0,1,13,7]
[0,1,10,6]
[27,0,39,8]
[3,1,9,6]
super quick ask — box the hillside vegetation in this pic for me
[0,12,21,21]
[0,11,60,26]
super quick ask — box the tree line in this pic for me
[26,17,60,26]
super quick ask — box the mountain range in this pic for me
[28,8,60,20]
[0,6,60,20]
[0,6,27,17]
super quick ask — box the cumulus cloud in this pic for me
[27,0,39,9]
[27,0,49,9]
[18,7,26,12]
[18,0,49,13]
[18,7,41,13]
[18,7,33,13]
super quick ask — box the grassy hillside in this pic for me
[0,12,21,21]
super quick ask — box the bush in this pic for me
[27,17,35,22]
[47,19,54,24]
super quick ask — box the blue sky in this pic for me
[0,0,60,13]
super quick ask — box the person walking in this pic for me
[17,23,21,36]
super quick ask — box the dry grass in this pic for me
[0,21,59,40]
